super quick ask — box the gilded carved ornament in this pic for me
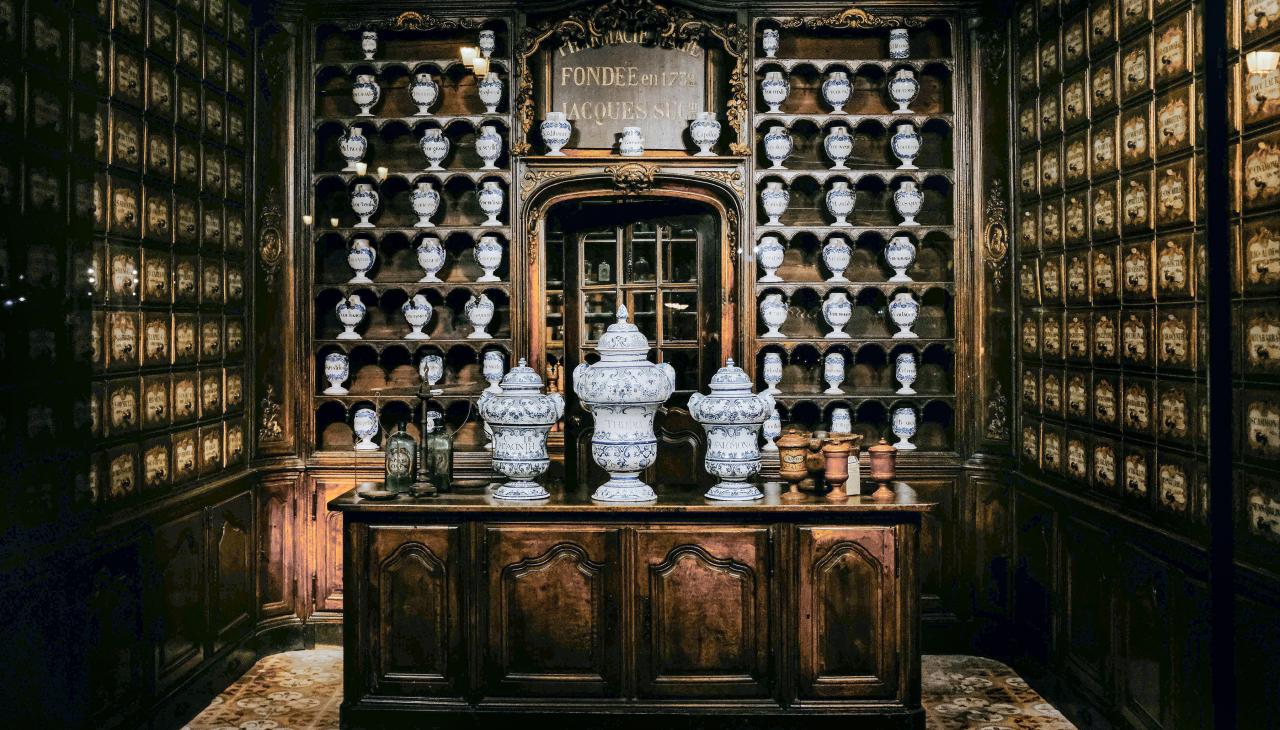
[257,189,284,291]
[779,8,925,30]
[605,162,660,194]
[984,179,1010,291]
[344,12,478,32]
[513,0,749,155]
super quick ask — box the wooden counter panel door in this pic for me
[634,527,772,699]
[482,526,621,697]
[797,525,900,699]
[364,525,463,697]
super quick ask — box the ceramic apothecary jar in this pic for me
[688,358,775,501]
[541,112,572,155]
[339,127,367,171]
[572,306,676,502]
[755,235,785,281]
[689,112,721,156]
[409,72,438,116]
[478,358,565,500]
[323,352,349,395]
[352,73,380,117]
[412,182,440,228]
[420,128,450,170]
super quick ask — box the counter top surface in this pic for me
[329,480,935,514]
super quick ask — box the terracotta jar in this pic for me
[821,438,851,500]
[776,429,811,501]
[867,437,899,499]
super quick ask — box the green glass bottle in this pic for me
[384,422,417,493]
[424,410,453,493]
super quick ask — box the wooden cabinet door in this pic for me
[314,480,349,612]
[153,510,205,689]
[633,527,772,699]
[363,525,463,697]
[257,475,296,618]
[208,490,253,652]
[796,526,900,699]
[482,525,621,697]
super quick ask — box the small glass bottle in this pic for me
[384,422,417,493]
[424,410,453,493]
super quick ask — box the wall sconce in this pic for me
[1247,50,1280,74]
[376,166,389,181]
[354,161,368,176]
[472,57,490,76]
[460,46,478,68]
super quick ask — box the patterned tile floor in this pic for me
[184,650,1076,730]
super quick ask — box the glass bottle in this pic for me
[384,422,417,493]
[424,410,453,493]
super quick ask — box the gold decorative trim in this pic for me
[513,0,749,156]
[258,191,283,292]
[694,168,745,195]
[258,383,283,443]
[780,8,926,30]
[345,12,479,31]
[605,163,660,194]
[520,168,575,196]
[984,179,1010,292]
[986,380,1009,441]
[526,203,548,262]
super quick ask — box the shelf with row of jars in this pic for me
[310,21,513,455]
[749,16,957,452]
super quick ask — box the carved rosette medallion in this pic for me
[983,180,1009,291]
[258,193,284,291]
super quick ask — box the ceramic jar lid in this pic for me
[706,358,753,393]
[497,358,544,392]
[596,305,650,359]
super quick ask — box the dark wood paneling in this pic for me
[315,480,350,612]
[909,478,958,622]
[968,476,1012,621]
[1060,517,1111,697]
[365,525,463,697]
[796,525,900,700]
[154,510,206,687]
[257,475,296,618]
[634,527,772,699]
[209,491,254,652]
[85,544,147,721]
[1013,489,1055,665]
[483,525,621,697]
[1116,548,1170,729]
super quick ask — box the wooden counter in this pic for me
[332,482,933,729]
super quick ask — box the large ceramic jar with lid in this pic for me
[478,358,566,500]
[688,358,775,501]
[572,306,677,502]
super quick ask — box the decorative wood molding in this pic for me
[258,383,284,443]
[693,167,745,195]
[520,168,575,196]
[779,8,925,30]
[512,0,749,155]
[986,380,1009,441]
[604,162,660,194]
[983,179,1010,293]
[526,203,549,262]
[257,190,284,292]
[343,12,479,32]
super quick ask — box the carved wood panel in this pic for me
[154,510,205,687]
[634,527,771,698]
[1060,517,1111,697]
[1013,490,1055,665]
[796,525,900,699]
[483,526,621,697]
[209,491,253,652]
[257,475,295,618]
[315,480,349,612]
[84,545,146,719]
[366,525,462,696]
[1116,547,1170,729]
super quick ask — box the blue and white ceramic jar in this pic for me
[689,358,775,501]
[336,294,366,340]
[759,293,788,338]
[477,73,503,113]
[478,30,496,59]
[689,112,720,156]
[761,71,789,113]
[762,28,780,58]
[822,291,853,339]
[763,125,792,169]
[891,405,917,450]
[762,351,783,394]
[891,123,921,170]
[825,180,856,226]
[889,291,920,339]
[541,112,572,155]
[415,236,445,281]
[478,358,565,500]
[474,235,502,282]
[894,180,924,226]
[352,73,380,117]
[418,353,444,387]
[821,236,852,282]
[409,72,439,116]
[762,407,782,452]
[346,237,376,284]
[760,181,790,224]
[894,352,917,394]
[476,125,503,170]
[465,293,495,339]
[889,29,911,59]
[821,70,852,113]
[824,125,853,170]
[412,181,440,228]
[823,351,846,394]
[339,126,367,171]
[401,293,433,340]
[350,182,379,228]
[420,128,449,170]
[323,352,349,395]
[572,306,677,502]
[888,68,920,113]
[830,407,853,434]
[477,180,504,225]
[353,407,379,450]
[360,31,378,61]
[619,126,645,156]
[885,234,917,282]
[482,350,504,394]
[755,234,785,281]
